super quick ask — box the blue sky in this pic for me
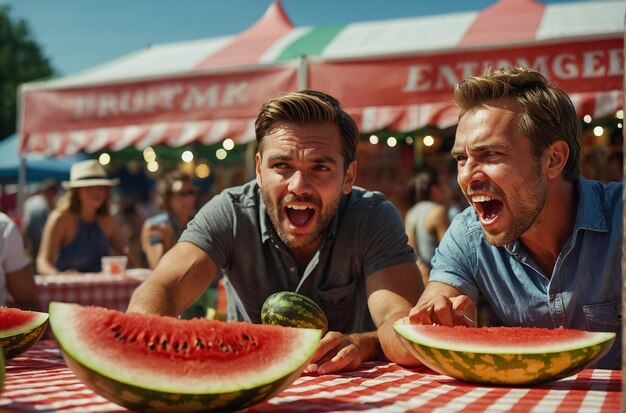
[1,0,598,76]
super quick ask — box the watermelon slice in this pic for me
[394,322,615,386]
[0,307,49,358]
[49,302,322,412]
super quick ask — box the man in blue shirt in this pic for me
[408,67,622,369]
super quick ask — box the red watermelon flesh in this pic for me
[79,308,307,380]
[0,307,49,358]
[409,325,611,352]
[394,323,615,386]
[0,307,46,332]
[49,302,321,412]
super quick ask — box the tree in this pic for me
[0,6,55,139]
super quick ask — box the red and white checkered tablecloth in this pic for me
[32,269,150,312]
[0,340,621,412]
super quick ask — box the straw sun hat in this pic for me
[62,159,120,189]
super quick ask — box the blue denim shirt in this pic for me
[430,177,622,369]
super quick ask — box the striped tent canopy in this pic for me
[19,0,624,156]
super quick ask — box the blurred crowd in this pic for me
[6,149,624,278]
[0,148,622,320]
[1,159,218,316]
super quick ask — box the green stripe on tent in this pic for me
[275,25,345,61]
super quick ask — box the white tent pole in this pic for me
[16,84,27,221]
[297,55,308,90]
[17,152,26,219]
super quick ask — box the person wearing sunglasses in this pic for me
[141,170,198,270]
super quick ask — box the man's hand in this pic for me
[408,294,475,326]
[305,331,378,374]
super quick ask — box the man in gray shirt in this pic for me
[129,90,424,374]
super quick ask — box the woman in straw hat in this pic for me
[37,160,129,275]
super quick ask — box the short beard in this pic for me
[482,161,547,246]
[262,189,341,250]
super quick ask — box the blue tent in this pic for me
[0,134,87,182]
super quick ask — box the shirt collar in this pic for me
[573,176,609,232]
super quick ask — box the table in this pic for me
[13,269,150,312]
[1,340,621,412]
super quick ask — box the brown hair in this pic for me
[56,187,111,215]
[157,170,194,213]
[453,66,581,181]
[254,90,359,170]
[407,167,440,205]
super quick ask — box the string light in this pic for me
[593,126,604,137]
[147,161,159,172]
[387,137,397,148]
[195,163,210,178]
[423,135,435,147]
[369,135,379,145]
[223,138,235,151]
[181,150,194,163]
[216,148,227,160]
[583,115,592,123]
[143,147,156,163]
[98,153,111,165]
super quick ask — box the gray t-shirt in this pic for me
[180,180,416,333]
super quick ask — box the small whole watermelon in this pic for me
[49,302,321,413]
[0,307,49,358]
[394,322,615,386]
[261,291,328,335]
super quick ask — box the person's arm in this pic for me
[140,221,174,269]
[6,264,42,311]
[127,241,216,316]
[408,281,475,326]
[2,217,42,311]
[405,210,432,286]
[36,210,67,275]
[368,262,424,366]
[429,204,450,241]
[306,262,424,373]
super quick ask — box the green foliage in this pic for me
[0,6,55,138]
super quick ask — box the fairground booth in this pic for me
[17,0,624,214]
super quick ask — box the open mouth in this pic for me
[285,204,315,227]
[471,195,504,223]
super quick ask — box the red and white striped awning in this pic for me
[19,0,624,156]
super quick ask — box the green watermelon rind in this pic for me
[62,352,308,412]
[0,348,4,392]
[49,302,322,412]
[394,323,616,386]
[261,291,329,335]
[0,310,48,359]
